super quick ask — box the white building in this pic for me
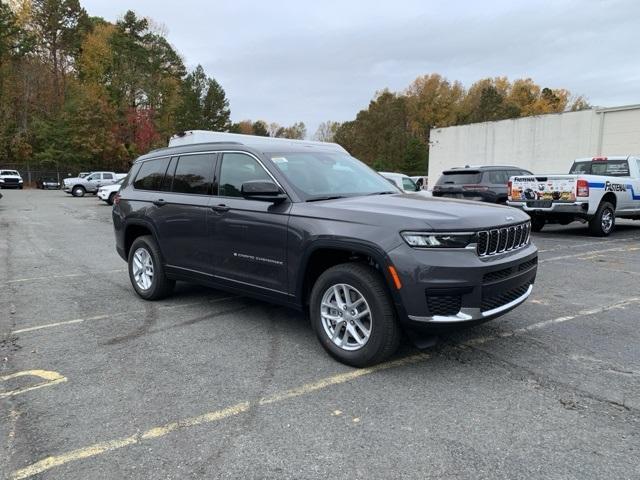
[428,104,640,179]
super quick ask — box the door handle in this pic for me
[153,199,167,207]
[211,204,230,213]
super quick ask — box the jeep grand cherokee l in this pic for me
[112,131,538,367]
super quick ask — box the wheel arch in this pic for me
[296,238,403,312]
[601,192,617,210]
[123,219,162,260]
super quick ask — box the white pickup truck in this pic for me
[63,171,127,197]
[507,156,640,236]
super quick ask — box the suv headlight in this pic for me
[401,231,476,248]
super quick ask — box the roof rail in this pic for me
[168,130,348,153]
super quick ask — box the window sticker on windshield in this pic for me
[272,157,288,164]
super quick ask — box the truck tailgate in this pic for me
[510,175,578,205]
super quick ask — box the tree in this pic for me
[275,121,306,139]
[203,78,231,131]
[31,0,89,103]
[176,65,231,133]
[313,120,340,142]
[251,120,268,136]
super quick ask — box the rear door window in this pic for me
[172,154,215,195]
[487,170,510,184]
[437,171,482,185]
[133,158,170,191]
[103,173,113,180]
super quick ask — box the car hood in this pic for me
[0,175,21,179]
[295,194,529,231]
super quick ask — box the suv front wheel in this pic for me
[128,235,175,300]
[310,263,400,367]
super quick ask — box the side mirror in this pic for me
[241,180,286,202]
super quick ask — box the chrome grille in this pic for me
[476,222,530,257]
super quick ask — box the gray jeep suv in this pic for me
[112,134,537,366]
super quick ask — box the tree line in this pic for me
[328,75,589,175]
[0,0,305,175]
[1,1,589,177]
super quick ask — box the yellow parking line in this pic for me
[0,370,67,399]
[10,295,640,479]
[11,354,429,479]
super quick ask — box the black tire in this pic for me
[589,201,615,237]
[72,185,85,197]
[310,262,400,367]
[530,216,545,232]
[128,235,175,300]
[107,192,116,206]
[19,185,23,190]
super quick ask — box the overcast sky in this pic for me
[83,0,639,137]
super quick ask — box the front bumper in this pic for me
[388,242,538,328]
[98,190,108,200]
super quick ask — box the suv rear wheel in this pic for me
[128,235,175,300]
[310,263,400,367]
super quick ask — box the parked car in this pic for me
[112,131,537,367]
[410,175,429,190]
[432,165,533,204]
[0,169,24,189]
[63,171,126,197]
[508,156,640,236]
[36,177,61,189]
[379,172,430,196]
[97,178,124,205]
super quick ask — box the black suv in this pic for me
[432,165,533,203]
[112,135,538,366]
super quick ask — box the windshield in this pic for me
[1,170,19,176]
[269,152,398,200]
[569,160,630,177]
[437,171,482,185]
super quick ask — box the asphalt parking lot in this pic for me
[1,189,639,479]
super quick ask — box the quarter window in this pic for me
[218,153,273,197]
[172,154,215,195]
[488,170,509,184]
[133,158,170,191]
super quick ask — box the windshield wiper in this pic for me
[306,195,348,202]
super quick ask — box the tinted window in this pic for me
[172,154,215,195]
[569,160,630,177]
[437,171,482,185]
[219,153,272,197]
[487,170,510,184]
[509,170,532,177]
[103,173,113,180]
[133,158,170,191]
[161,157,178,192]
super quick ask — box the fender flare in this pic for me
[294,237,404,309]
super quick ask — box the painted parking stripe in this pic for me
[10,294,640,479]
[4,269,126,285]
[540,245,640,263]
[0,370,67,399]
[11,296,238,335]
